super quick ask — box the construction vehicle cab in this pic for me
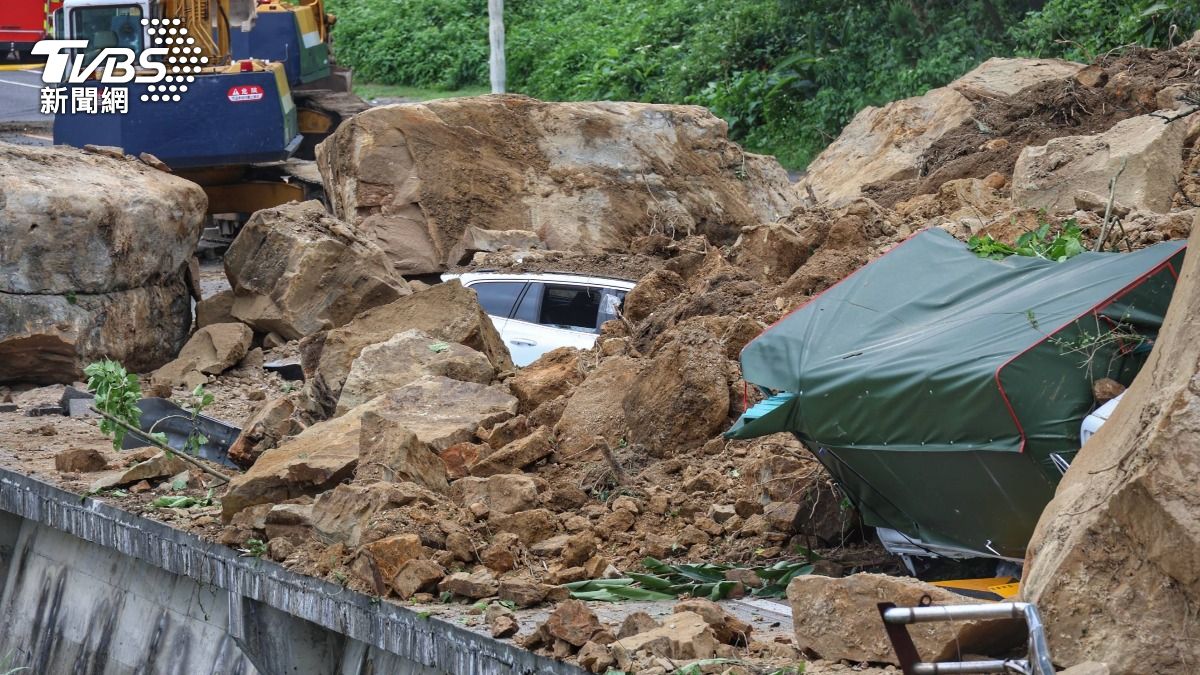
[52,0,301,170]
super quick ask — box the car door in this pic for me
[502,282,608,366]
[464,279,526,338]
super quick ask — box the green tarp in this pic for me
[732,228,1185,559]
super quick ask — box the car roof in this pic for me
[443,271,637,290]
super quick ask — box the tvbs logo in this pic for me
[35,17,206,114]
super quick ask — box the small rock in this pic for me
[677,525,710,547]
[499,578,546,607]
[267,538,295,562]
[481,532,519,573]
[561,533,596,567]
[673,598,753,645]
[439,569,498,600]
[618,612,660,638]
[488,610,519,639]
[545,599,604,647]
[733,498,762,518]
[54,447,107,473]
[547,566,587,585]
[1093,378,1126,404]
[709,504,736,523]
[129,479,152,493]
[577,641,615,673]
[611,495,640,514]
[390,559,445,600]
[613,611,718,660]
[445,531,475,563]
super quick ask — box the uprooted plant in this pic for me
[968,219,1085,262]
[565,555,816,602]
[85,359,232,484]
[85,359,147,451]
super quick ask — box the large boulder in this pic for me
[787,574,1021,665]
[335,329,495,415]
[948,57,1084,100]
[316,95,798,274]
[623,341,730,456]
[357,376,517,452]
[0,281,192,384]
[799,58,1082,205]
[302,281,513,417]
[224,200,410,340]
[0,143,205,383]
[1012,112,1187,214]
[0,144,205,295]
[797,87,975,206]
[555,356,642,455]
[223,376,517,518]
[1022,216,1200,673]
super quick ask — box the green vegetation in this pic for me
[85,359,146,451]
[327,0,1200,168]
[969,219,1085,261]
[564,556,815,601]
[353,82,490,102]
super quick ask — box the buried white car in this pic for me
[443,271,636,367]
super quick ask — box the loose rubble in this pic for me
[4,37,1200,675]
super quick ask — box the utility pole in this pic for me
[488,0,506,94]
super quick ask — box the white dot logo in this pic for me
[139,17,201,104]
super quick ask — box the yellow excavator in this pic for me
[51,0,364,219]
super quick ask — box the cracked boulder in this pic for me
[317,95,797,274]
[224,200,410,340]
[0,142,205,383]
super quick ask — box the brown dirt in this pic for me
[864,44,1200,207]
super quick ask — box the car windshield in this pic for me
[73,5,144,61]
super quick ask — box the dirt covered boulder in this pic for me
[798,58,1083,205]
[335,329,495,415]
[223,375,516,518]
[302,281,513,417]
[317,95,798,274]
[224,200,410,340]
[0,143,205,383]
[1022,215,1200,673]
[1012,112,1187,214]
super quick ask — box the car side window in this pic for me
[540,284,601,333]
[470,281,525,319]
[512,282,543,323]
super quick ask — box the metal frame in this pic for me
[878,601,1055,675]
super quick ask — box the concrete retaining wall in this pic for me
[0,467,581,674]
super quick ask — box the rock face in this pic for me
[798,58,1082,205]
[303,281,513,417]
[798,87,975,205]
[1012,113,1187,214]
[224,201,410,340]
[317,95,798,274]
[335,329,495,415]
[787,574,1020,665]
[948,57,1084,100]
[1022,217,1200,674]
[0,143,205,383]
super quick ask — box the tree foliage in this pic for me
[325,0,1200,168]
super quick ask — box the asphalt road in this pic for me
[0,64,47,122]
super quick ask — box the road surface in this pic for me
[0,63,53,145]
